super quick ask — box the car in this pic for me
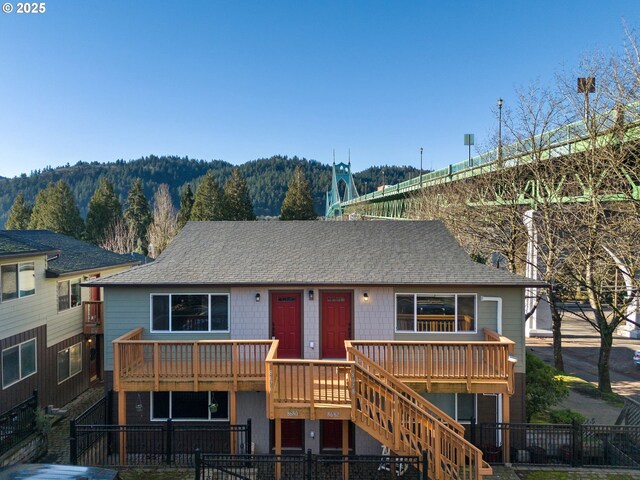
[0,464,121,479]
[634,350,640,368]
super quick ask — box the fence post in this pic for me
[194,448,201,480]
[306,448,313,480]
[246,418,252,454]
[166,418,173,466]
[69,419,77,465]
[422,449,429,480]
[571,419,581,467]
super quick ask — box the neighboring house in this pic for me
[91,221,543,476]
[0,230,139,412]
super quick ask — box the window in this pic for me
[1,262,35,302]
[151,294,229,332]
[2,339,37,389]
[396,293,476,333]
[57,342,82,383]
[57,279,81,312]
[423,393,476,424]
[151,391,229,421]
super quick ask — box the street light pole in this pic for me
[420,147,423,187]
[577,77,596,126]
[497,98,503,164]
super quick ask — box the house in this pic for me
[0,230,139,412]
[91,220,542,477]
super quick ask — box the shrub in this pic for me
[526,352,569,422]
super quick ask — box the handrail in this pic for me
[346,346,463,435]
[349,346,487,479]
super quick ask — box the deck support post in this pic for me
[118,390,127,465]
[275,418,282,480]
[502,393,510,464]
[230,390,237,454]
[342,420,349,480]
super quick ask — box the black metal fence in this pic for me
[473,422,640,468]
[70,392,252,467]
[0,390,38,456]
[70,418,251,467]
[196,450,427,480]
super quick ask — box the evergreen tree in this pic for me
[223,169,255,220]
[177,183,194,229]
[5,193,32,229]
[190,171,225,221]
[85,177,123,243]
[29,181,84,237]
[124,179,151,253]
[280,165,317,220]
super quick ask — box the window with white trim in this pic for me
[57,342,82,383]
[396,293,476,333]
[2,338,37,389]
[1,262,35,302]
[151,391,229,421]
[151,294,229,332]
[424,393,476,424]
[57,279,81,312]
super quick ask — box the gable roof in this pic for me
[1,230,140,276]
[90,220,543,287]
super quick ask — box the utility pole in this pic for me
[497,98,503,164]
[420,147,423,187]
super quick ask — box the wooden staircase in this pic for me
[266,341,493,479]
[348,347,492,479]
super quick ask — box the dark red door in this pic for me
[321,292,352,359]
[271,292,302,358]
[271,292,304,449]
[321,420,353,451]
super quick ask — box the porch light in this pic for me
[508,354,518,363]
[308,289,314,301]
[363,292,369,301]
[255,293,260,302]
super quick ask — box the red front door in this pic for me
[321,292,352,359]
[321,420,354,452]
[271,292,304,450]
[271,292,302,358]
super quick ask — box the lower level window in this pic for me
[151,391,229,421]
[57,342,82,383]
[423,393,476,424]
[2,338,37,389]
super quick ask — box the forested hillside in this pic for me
[0,155,418,225]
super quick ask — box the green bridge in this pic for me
[325,103,640,219]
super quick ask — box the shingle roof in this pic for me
[91,221,544,287]
[0,231,59,258]
[1,230,140,276]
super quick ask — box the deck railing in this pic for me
[83,300,104,334]
[347,329,516,394]
[265,340,352,419]
[113,328,273,392]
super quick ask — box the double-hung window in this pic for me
[2,338,37,389]
[396,293,476,333]
[57,342,82,383]
[57,279,81,312]
[151,294,229,332]
[1,262,35,302]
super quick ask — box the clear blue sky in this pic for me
[0,0,638,178]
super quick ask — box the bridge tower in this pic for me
[325,161,360,218]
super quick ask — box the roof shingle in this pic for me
[91,221,543,287]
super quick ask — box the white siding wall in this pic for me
[0,256,49,340]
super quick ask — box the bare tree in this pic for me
[146,184,178,259]
[99,218,137,254]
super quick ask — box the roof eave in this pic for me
[47,261,141,278]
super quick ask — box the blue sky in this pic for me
[0,0,638,178]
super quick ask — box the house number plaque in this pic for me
[326,411,340,418]
[286,409,299,417]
